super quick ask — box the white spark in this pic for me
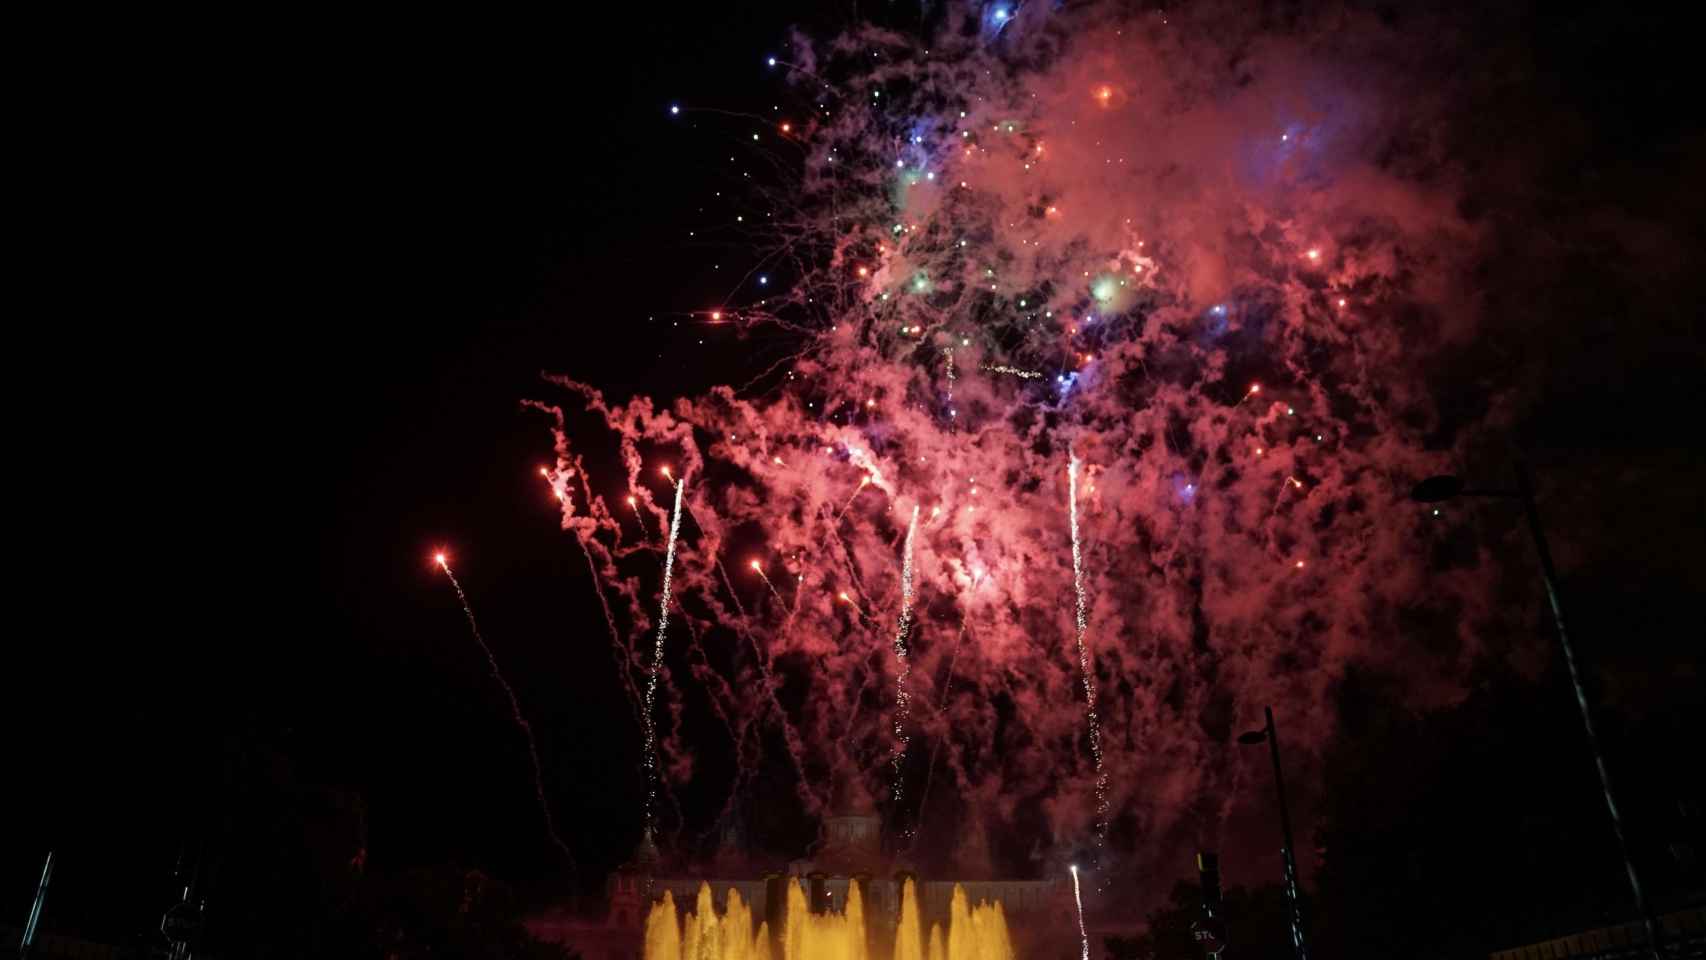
[891,504,921,840]
[1070,864,1091,960]
[641,478,686,836]
[1069,452,1111,852]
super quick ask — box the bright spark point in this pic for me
[750,559,762,571]
[1307,248,1321,260]
[1296,560,1306,568]
[767,56,777,67]
[669,104,680,115]
[433,552,447,567]
[710,310,722,320]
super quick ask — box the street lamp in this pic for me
[1240,706,1308,960]
[1410,463,1660,960]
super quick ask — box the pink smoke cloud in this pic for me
[517,0,1652,900]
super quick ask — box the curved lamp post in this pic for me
[1411,463,1659,959]
[1240,707,1308,960]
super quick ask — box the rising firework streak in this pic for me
[1070,864,1091,960]
[1068,453,1111,853]
[641,478,686,838]
[891,505,921,841]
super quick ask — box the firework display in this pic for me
[474,1,1599,882]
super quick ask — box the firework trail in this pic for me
[981,364,1044,380]
[714,558,822,813]
[626,495,651,540]
[750,560,786,606]
[915,574,981,833]
[435,554,575,867]
[935,571,983,708]
[832,476,871,526]
[678,611,756,839]
[1068,452,1111,853]
[890,505,921,840]
[641,478,685,837]
[574,534,645,732]
[1070,864,1091,960]
[944,347,957,414]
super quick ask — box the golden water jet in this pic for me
[645,879,1016,960]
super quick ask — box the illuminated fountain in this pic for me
[645,879,1015,960]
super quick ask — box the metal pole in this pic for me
[1515,463,1661,959]
[20,850,54,958]
[1264,707,1309,960]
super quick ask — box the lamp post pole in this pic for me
[1512,464,1659,959]
[1241,708,1308,960]
[1411,464,1660,959]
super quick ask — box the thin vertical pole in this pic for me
[1516,463,1659,960]
[1265,708,1309,960]
[21,850,55,957]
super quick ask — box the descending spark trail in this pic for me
[641,479,686,837]
[715,558,821,813]
[627,495,650,539]
[576,535,645,732]
[1070,864,1091,960]
[833,476,871,526]
[435,554,575,866]
[751,560,785,606]
[1068,453,1111,853]
[915,579,980,836]
[890,505,921,840]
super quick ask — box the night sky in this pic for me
[7,2,1704,956]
